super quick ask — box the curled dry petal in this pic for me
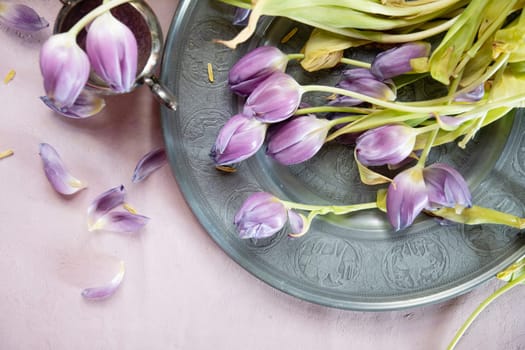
[40,33,90,108]
[386,167,428,231]
[39,143,86,195]
[210,114,267,166]
[234,192,287,239]
[243,72,302,123]
[131,148,167,183]
[86,12,138,93]
[87,185,126,228]
[0,2,49,32]
[89,211,150,233]
[81,261,125,300]
[40,91,106,119]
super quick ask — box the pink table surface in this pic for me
[1,1,524,349]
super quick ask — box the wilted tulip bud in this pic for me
[243,72,303,123]
[39,33,90,108]
[229,46,289,96]
[329,68,396,106]
[386,163,472,231]
[387,166,428,231]
[86,12,138,93]
[266,115,330,165]
[371,42,431,80]
[0,2,48,32]
[355,124,416,166]
[234,192,288,239]
[423,163,472,209]
[210,114,268,166]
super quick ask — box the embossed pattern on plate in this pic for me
[161,0,525,310]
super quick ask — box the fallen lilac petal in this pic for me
[234,192,287,239]
[89,211,150,233]
[40,33,90,108]
[87,185,126,228]
[81,261,125,300]
[386,167,428,231]
[210,114,267,166]
[39,143,86,195]
[131,148,167,183]
[0,2,48,32]
[243,72,302,123]
[40,91,106,119]
[86,12,138,93]
[423,163,472,209]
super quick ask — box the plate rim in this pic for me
[159,0,525,311]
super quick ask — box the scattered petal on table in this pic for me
[131,148,167,183]
[89,211,150,233]
[40,92,106,119]
[81,261,125,300]
[39,143,86,195]
[0,2,49,32]
[87,185,126,229]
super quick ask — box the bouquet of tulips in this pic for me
[211,0,525,240]
[38,0,138,118]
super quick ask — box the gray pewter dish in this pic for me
[160,0,525,310]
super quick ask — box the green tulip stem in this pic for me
[295,106,376,116]
[301,85,475,114]
[339,57,372,69]
[417,128,438,167]
[280,200,378,216]
[446,272,525,350]
[68,0,133,36]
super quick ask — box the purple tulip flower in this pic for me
[329,68,396,106]
[371,42,431,80]
[39,33,90,108]
[86,12,138,93]
[229,46,288,96]
[423,163,472,209]
[386,163,471,231]
[386,167,429,231]
[234,192,288,239]
[266,115,330,165]
[243,72,303,123]
[210,114,268,166]
[355,124,416,166]
[0,2,48,32]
